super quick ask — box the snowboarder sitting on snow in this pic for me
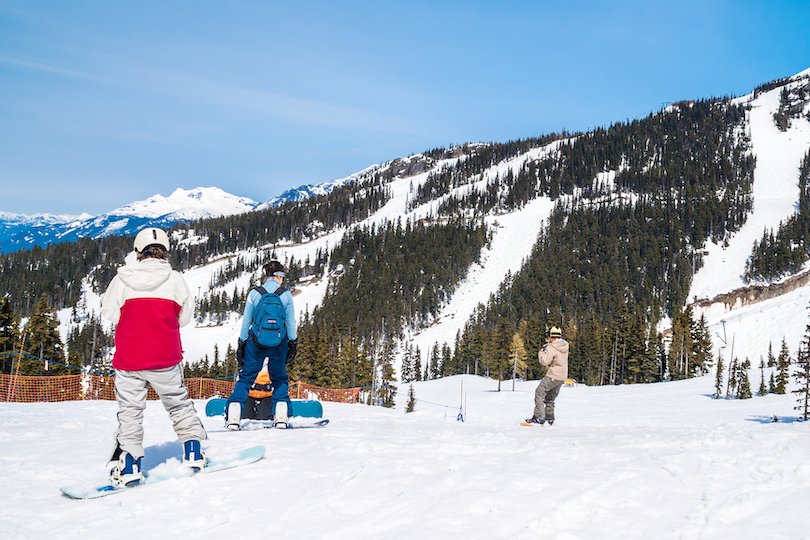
[244,366,275,421]
[525,326,569,425]
[225,260,298,429]
[100,227,207,487]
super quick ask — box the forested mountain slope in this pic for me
[2,70,810,396]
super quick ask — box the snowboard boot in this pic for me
[183,439,206,472]
[273,401,289,429]
[524,416,545,425]
[226,402,242,431]
[109,451,143,488]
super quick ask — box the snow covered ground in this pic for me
[1,374,808,540]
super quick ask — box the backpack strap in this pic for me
[252,285,286,297]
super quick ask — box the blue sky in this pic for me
[1,1,808,215]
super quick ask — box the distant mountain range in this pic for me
[0,179,351,253]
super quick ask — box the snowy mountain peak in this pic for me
[110,186,259,219]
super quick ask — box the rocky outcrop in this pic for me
[691,267,810,312]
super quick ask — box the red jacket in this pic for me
[101,258,193,371]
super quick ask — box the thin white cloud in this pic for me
[0,53,424,136]
[0,54,111,85]
[142,71,423,135]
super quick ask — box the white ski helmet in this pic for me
[133,227,170,252]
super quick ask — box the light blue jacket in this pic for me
[239,279,297,342]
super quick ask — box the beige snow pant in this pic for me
[533,376,564,421]
[114,363,207,458]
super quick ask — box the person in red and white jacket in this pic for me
[100,227,207,487]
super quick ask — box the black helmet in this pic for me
[263,260,286,278]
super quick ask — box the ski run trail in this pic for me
[1,372,809,540]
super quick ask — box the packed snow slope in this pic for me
[690,74,810,302]
[689,71,810,363]
[1,373,808,540]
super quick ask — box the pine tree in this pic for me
[641,327,662,383]
[0,296,20,374]
[414,346,423,382]
[405,383,416,413]
[758,359,767,396]
[775,339,790,394]
[224,343,238,380]
[793,345,810,420]
[737,358,752,399]
[400,344,413,383]
[767,342,776,367]
[714,354,724,398]
[794,321,810,420]
[21,294,67,375]
[769,372,776,393]
[440,343,451,379]
[379,338,397,408]
[691,315,713,375]
[429,342,442,380]
[726,357,738,399]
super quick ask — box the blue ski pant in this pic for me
[226,337,290,418]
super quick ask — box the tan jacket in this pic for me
[539,338,569,381]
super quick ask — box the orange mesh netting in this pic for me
[0,374,361,404]
[291,382,362,403]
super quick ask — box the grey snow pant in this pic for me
[533,376,564,421]
[114,363,207,458]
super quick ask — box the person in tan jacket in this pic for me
[525,326,569,425]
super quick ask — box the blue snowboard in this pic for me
[205,397,324,418]
[60,445,265,500]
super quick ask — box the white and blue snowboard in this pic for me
[209,418,330,432]
[60,445,265,500]
[205,397,324,418]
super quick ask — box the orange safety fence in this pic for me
[0,374,361,404]
[291,382,362,403]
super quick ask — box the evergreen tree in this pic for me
[428,343,441,380]
[726,357,738,399]
[758,359,767,396]
[0,295,20,374]
[691,315,713,375]
[66,314,112,370]
[737,358,752,399]
[405,383,416,413]
[378,338,397,408]
[414,346,423,382]
[21,294,67,375]
[767,342,776,368]
[223,343,238,380]
[775,339,791,394]
[769,372,776,393]
[440,343,451,379]
[400,344,414,383]
[793,345,810,421]
[641,327,662,384]
[714,354,725,399]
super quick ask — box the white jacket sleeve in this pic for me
[100,277,123,324]
[177,274,194,328]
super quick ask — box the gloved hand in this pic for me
[236,339,246,368]
[286,339,298,364]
